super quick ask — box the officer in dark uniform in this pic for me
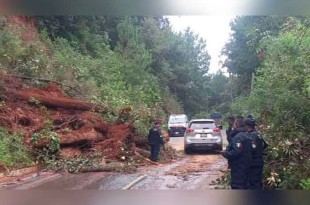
[148,121,164,162]
[224,115,235,169]
[226,115,235,144]
[222,116,252,189]
[245,118,268,189]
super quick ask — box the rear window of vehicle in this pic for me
[190,121,216,129]
[169,116,186,124]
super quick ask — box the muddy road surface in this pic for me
[1,130,228,190]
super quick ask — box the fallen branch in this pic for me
[79,166,117,173]
[122,175,147,190]
[124,114,141,129]
[134,151,158,165]
[11,75,81,94]
[52,117,79,130]
[135,147,150,158]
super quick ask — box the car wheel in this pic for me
[184,147,191,154]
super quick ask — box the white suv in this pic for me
[184,119,223,154]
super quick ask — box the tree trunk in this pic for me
[9,90,108,113]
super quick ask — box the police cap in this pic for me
[245,118,256,127]
[154,121,161,125]
[247,114,253,119]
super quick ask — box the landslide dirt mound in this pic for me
[165,155,222,176]
[0,72,147,163]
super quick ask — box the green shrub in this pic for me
[231,19,310,189]
[300,178,310,190]
[0,128,33,169]
[31,121,61,166]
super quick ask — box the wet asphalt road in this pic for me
[1,130,228,190]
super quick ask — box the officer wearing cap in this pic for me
[222,116,252,189]
[245,117,268,189]
[148,121,164,162]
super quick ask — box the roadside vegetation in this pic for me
[0,128,33,170]
[224,16,310,190]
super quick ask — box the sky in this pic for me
[167,16,235,74]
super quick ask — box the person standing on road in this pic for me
[245,117,268,189]
[221,116,252,189]
[148,121,164,162]
[226,115,235,144]
[225,115,235,169]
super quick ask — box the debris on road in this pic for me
[0,72,180,175]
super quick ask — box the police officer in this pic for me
[222,116,252,189]
[245,118,268,189]
[226,115,235,144]
[148,121,164,162]
[224,115,235,169]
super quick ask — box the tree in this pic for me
[139,19,211,116]
[231,17,310,189]
[222,16,287,95]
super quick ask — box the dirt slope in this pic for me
[0,72,146,162]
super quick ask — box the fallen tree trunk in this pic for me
[11,74,80,94]
[9,90,108,113]
[79,162,137,173]
[32,126,107,148]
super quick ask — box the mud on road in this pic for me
[100,136,227,190]
[120,153,227,190]
[1,133,228,190]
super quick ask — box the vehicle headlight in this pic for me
[186,139,191,143]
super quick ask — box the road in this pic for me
[1,130,228,190]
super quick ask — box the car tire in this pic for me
[184,147,191,154]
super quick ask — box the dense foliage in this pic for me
[229,16,310,189]
[222,16,287,95]
[0,128,33,168]
[34,16,215,117]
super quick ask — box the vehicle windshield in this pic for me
[169,117,186,124]
[190,121,216,129]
